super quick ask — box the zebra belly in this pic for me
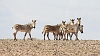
[19,30,27,32]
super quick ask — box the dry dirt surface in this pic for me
[0,39,100,56]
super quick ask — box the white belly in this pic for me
[20,30,26,32]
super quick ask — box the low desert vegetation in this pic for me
[0,39,100,56]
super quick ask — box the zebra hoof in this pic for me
[63,39,66,40]
[30,38,33,40]
[56,39,58,40]
[75,38,79,41]
[66,39,68,40]
[48,39,50,40]
[23,39,25,41]
[14,39,17,41]
[70,39,72,40]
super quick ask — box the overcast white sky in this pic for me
[0,0,100,40]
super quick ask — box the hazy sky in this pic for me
[0,0,100,40]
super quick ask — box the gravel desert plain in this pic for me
[0,38,100,56]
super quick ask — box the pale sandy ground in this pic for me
[0,38,100,56]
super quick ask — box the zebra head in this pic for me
[62,21,66,25]
[77,17,81,26]
[79,25,83,33]
[28,20,36,29]
[70,19,75,25]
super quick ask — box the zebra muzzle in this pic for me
[81,31,83,33]
[33,26,36,28]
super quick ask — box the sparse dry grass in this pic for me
[0,39,100,56]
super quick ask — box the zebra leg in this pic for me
[44,32,46,40]
[60,34,63,40]
[24,32,27,41]
[67,33,69,40]
[56,34,58,40]
[59,35,61,40]
[70,33,73,40]
[54,36,55,40]
[13,33,17,41]
[54,34,58,40]
[47,32,50,40]
[13,31,18,41]
[59,33,63,40]
[63,33,66,40]
[53,33,56,40]
[29,33,32,40]
[74,33,79,40]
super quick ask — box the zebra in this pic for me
[12,20,36,41]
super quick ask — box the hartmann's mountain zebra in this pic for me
[12,20,36,41]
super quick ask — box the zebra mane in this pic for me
[27,22,33,29]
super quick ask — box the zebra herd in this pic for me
[12,18,83,41]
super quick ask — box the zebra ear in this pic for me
[32,20,36,22]
[34,20,36,22]
[32,20,33,22]
[80,17,81,19]
[81,25,83,27]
